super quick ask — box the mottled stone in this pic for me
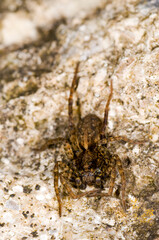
[0,0,158,239]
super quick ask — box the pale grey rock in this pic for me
[0,0,158,240]
[5,200,20,211]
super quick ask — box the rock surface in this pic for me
[0,0,158,239]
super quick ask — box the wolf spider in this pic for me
[51,62,127,217]
[37,62,127,217]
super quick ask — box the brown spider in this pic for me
[33,62,127,216]
[52,62,126,217]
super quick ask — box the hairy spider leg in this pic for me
[108,158,116,196]
[68,62,80,127]
[109,135,146,145]
[101,79,113,139]
[96,154,126,211]
[53,162,62,217]
[33,137,66,151]
[76,96,82,120]
[115,154,126,211]
[67,62,83,155]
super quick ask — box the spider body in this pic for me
[68,114,110,190]
[52,62,126,217]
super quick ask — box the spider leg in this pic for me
[97,154,126,210]
[108,164,116,196]
[101,79,113,139]
[63,140,74,160]
[94,150,126,211]
[76,96,81,121]
[68,62,80,128]
[109,135,147,145]
[114,154,126,211]
[53,162,62,217]
[32,137,65,151]
[67,62,83,156]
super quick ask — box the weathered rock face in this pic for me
[0,0,158,239]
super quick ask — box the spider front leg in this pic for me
[102,155,126,211]
[68,61,80,128]
[53,162,62,217]
[101,79,113,139]
[115,154,126,210]
[54,161,101,217]
[108,162,116,196]
[32,137,65,151]
[109,134,147,145]
[95,143,126,211]
[53,162,80,217]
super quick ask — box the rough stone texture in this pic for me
[0,0,159,239]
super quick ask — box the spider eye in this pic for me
[95,168,101,175]
[95,177,101,185]
[76,177,81,186]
